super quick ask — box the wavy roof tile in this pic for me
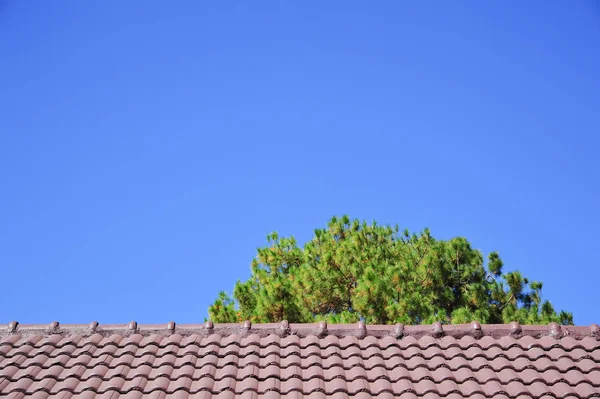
[1,321,599,398]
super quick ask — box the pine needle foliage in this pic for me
[209,216,573,325]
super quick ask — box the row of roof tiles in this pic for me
[4,341,600,361]
[5,392,598,399]
[3,332,600,351]
[2,362,600,386]
[1,375,599,397]
[2,353,599,375]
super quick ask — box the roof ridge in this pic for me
[2,321,599,340]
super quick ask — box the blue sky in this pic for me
[1,1,598,326]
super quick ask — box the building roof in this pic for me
[1,321,599,399]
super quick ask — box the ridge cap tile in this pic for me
[3,322,598,340]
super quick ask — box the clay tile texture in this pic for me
[1,322,600,398]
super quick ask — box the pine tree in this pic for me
[209,215,573,325]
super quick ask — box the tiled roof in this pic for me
[1,321,600,399]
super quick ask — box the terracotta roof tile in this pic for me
[391,378,415,394]
[329,390,349,399]
[346,378,369,395]
[2,322,600,397]
[305,391,327,399]
[281,376,303,394]
[437,379,460,395]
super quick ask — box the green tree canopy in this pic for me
[209,216,573,325]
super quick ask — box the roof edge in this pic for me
[2,321,599,340]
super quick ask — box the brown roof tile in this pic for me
[1,322,600,398]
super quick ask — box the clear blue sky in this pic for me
[1,1,598,326]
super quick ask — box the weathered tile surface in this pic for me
[1,322,599,398]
